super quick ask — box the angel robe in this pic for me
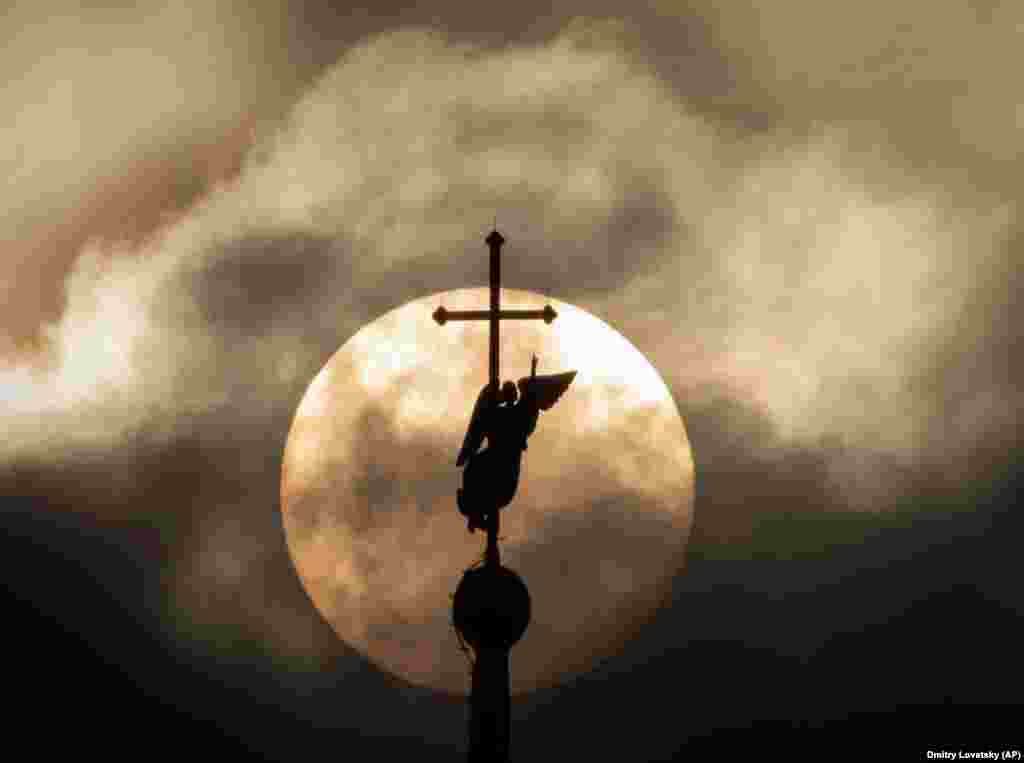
[459,401,530,516]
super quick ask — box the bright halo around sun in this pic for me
[281,289,694,695]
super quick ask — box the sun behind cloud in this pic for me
[281,289,693,694]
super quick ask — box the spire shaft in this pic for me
[468,646,511,762]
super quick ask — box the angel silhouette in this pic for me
[456,355,576,532]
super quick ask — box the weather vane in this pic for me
[432,228,576,762]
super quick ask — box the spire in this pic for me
[432,226,567,761]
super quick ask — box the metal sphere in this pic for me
[452,564,531,650]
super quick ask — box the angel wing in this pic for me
[456,382,495,468]
[515,369,576,447]
[517,370,577,412]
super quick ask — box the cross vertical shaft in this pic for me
[488,229,503,390]
[485,229,505,567]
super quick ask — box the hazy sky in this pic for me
[2,2,1021,758]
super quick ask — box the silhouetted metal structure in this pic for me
[433,230,573,761]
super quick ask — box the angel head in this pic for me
[501,380,518,405]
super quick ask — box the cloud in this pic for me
[3,15,1016,499]
[2,13,1021,671]
[0,1,331,235]
[1,22,716,453]
[700,1,1024,172]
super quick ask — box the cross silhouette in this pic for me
[433,229,559,564]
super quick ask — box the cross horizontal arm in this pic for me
[433,305,557,325]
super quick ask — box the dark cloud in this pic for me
[514,171,682,299]
[515,484,1023,758]
[182,234,352,338]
